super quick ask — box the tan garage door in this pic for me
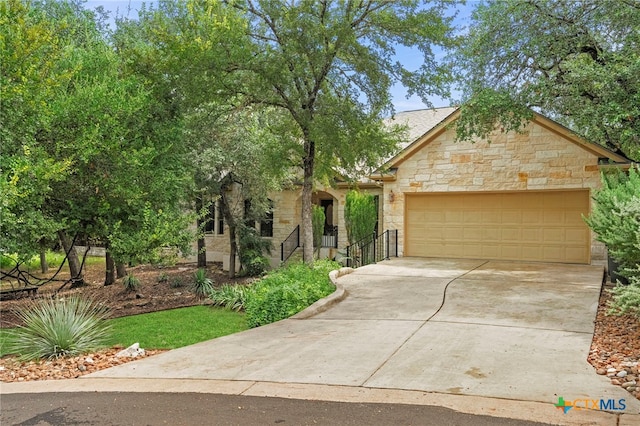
[405,191,590,264]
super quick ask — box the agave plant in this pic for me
[8,295,111,360]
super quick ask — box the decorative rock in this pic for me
[616,370,628,378]
[116,343,145,358]
[77,364,86,372]
[611,378,621,385]
[621,381,636,389]
[596,368,607,375]
[607,367,617,374]
[84,357,94,364]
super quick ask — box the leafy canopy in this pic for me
[453,0,640,160]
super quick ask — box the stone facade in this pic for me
[185,108,629,269]
[382,118,608,263]
[187,184,383,269]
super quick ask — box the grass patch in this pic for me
[1,251,103,271]
[1,305,247,356]
[105,306,247,349]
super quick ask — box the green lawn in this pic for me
[0,306,247,356]
[107,306,248,349]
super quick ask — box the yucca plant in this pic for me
[192,268,214,297]
[7,295,111,360]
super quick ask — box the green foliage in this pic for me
[105,306,247,350]
[170,278,184,289]
[238,224,272,277]
[192,268,214,297]
[585,166,640,317]
[585,166,640,275]
[312,205,326,250]
[122,274,140,292]
[209,284,251,312]
[6,295,111,360]
[344,190,378,245]
[608,274,640,318]
[157,272,169,283]
[454,0,640,160]
[1,251,66,270]
[244,260,339,328]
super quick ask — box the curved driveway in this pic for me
[4,258,639,421]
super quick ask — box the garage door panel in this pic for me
[405,191,590,264]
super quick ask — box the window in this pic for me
[204,201,216,233]
[217,201,224,235]
[260,200,274,237]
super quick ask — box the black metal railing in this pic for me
[321,225,338,248]
[345,229,397,268]
[280,225,300,262]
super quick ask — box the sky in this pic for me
[84,0,474,112]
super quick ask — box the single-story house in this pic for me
[192,106,632,269]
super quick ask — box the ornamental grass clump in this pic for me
[209,284,251,311]
[7,295,111,360]
[192,268,214,297]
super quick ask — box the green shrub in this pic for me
[6,295,111,360]
[585,166,640,317]
[585,166,640,276]
[157,272,169,283]
[344,190,378,245]
[192,268,214,297]
[170,277,184,288]
[238,224,272,277]
[608,275,640,318]
[244,260,339,328]
[209,284,251,311]
[312,205,325,250]
[122,274,140,292]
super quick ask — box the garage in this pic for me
[405,190,591,264]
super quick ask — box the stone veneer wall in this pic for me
[192,185,383,270]
[382,121,606,263]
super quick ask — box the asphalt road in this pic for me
[0,392,553,426]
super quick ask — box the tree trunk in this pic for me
[104,249,116,286]
[195,195,207,268]
[220,185,237,278]
[39,248,48,274]
[57,230,84,285]
[301,138,315,265]
[116,262,128,278]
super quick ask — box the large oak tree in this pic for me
[453,0,640,161]
[222,0,455,264]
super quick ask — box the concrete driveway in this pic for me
[78,258,638,415]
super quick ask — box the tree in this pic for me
[452,0,640,160]
[2,1,195,288]
[220,0,454,264]
[186,106,295,277]
[0,0,73,261]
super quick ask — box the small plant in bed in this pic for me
[209,284,251,311]
[192,268,214,297]
[122,274,140,292]
[6,295,111,360]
